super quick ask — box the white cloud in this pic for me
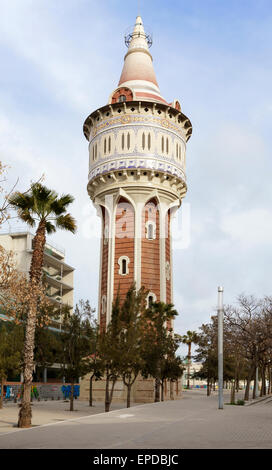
[221,208,272,248]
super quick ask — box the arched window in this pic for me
[118,256,130,275]
[122,258,126,275]
[108,136,111,153]
[127,133,130,150]
[166,138,169,154]
[147,292,157,308]
[145,221,156,240]
[104,138,106,154]
[118,95,126,102]
[142,133,145,150]
[121,133,125,150]
[148,133,151,150]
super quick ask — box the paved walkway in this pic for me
[0,390,271,449]
[0,400,139,435]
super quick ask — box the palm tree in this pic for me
[9,182,76,427]
[182,330,198,389]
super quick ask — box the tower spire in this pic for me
[117,16,167,104]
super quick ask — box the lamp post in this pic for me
[218,286,224,409]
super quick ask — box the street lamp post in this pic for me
[218,286,224,410]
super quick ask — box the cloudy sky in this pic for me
[1,0,272,354]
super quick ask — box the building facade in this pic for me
[0,231,74,329]
[84,16,192,329]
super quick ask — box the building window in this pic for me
[108,136,111,153]
[122,259,126,274]
[122,133,125,150]
[148,133,151,151]
[142,133,145,150]
[147,292,157,308]
[166,138,169,154]
[104,138,106,154]
[145,220,156,240]
[118,256,130,275]
[162,136,164,153]
[127,133,130,150]
[118,95,126,102]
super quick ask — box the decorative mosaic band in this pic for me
[88,157,186,183]
[92,114,184,138]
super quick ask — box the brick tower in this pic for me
[83,16,192,330]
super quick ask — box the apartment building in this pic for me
[0,230,74,329]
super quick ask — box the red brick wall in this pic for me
[141,199,160,300]
[113,197,135,302]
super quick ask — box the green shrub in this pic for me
[236,399,245,406]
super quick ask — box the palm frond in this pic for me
[45,221,56,234]
[50,194,75,216]
[55,214,77,233]
[9,192,34,211]
[17,208,36,227]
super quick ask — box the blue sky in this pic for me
[1,0,272,354]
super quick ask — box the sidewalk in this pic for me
[0,400,139,435]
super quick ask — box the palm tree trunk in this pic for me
[18,220,46,428]
[187,343,191,389]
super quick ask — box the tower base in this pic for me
[79,374,183,404]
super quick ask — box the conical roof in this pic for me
[117,16,167,104]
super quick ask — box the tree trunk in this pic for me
[170,380,174,400]
[187,343,191,389]
[126,383,131,408]
[244,364,254,401]
[253,371,256,399]
[230,380,236,404]
[207,377,211,396]
[0,377,4,409]
[261,366,266,396]
[105,373,110,412]
[161,380,164,402]
[89,374,94,406]
[18,220,46,428]
[70,381,74,411]
[155,378,160,402]
[268,367,271,395]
